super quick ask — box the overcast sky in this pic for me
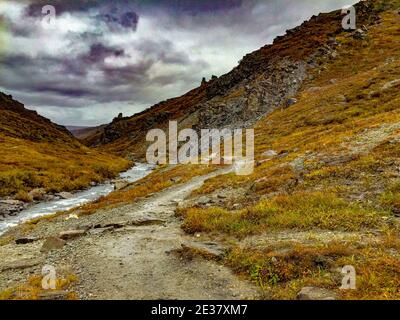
[0,0,354,126]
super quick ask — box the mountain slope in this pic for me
[175,2,400,299]
[1,0,400,301]
[83,0,381,160]
[0,93,130,197]
[75,0,400,299]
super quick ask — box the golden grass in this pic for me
[227,234,400,300]
[0,134,131,197]
[175,9,400,299]
[0,274,78,300]
[180,192,390,237]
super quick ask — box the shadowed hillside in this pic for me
[0,93,131,198]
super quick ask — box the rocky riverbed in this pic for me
[0,163,154,235]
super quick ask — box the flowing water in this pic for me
[0,163,154,235]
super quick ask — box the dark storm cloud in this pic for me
[25,0,140,30]
[0,0,354,125]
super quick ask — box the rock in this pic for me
[336,94,348,103]
[15,237,38,245]
[262,150,278,158]
[382,79,400,91]
[330,51,338,59]
[59,230,86,240]
[285,98,298,107]
[41,237,66,252]
[290,157,305,173]
[181,241,226,260]
[0,199,27,217]
[57,192,74,199]
[0,199,25,206]
[114,180,129,190]
[28,188,47,201]
[0,258,43,272]
[277,151,289,158]
[197,196,214,205]
[353,29,366,40]
[297,287,337,300]
[321,154,357,166]
[306,87,322,93]
[38,291,69,300]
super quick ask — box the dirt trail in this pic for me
[68,167,259,300]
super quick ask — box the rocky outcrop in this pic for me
[0,200,28,218]
[81,0,383,159]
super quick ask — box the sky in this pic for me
[0,0,355,126]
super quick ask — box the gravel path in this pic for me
[0,167,259,300]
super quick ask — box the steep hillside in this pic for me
[175,2,400,299]
[83,0,381,160]
[0,93,131,198]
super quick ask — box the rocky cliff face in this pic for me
[83,0,381,159]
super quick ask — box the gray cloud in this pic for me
[0,0,353,126]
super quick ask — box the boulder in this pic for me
[0,200,27,217]
[41,237,66,252]
[0,199,25,206]
[285,98,298,108]
[382,79,400,91]
[57,192,74,199]
[297,287,337,300]
[15,237,38,245]
[114,180,129,190]
[59,230,86,240]
[353,29,366,40]
[28,188,47,201]
[262,150,278,158]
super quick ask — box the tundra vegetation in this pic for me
[1,0,400,300]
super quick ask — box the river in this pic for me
[0,163,154,235]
